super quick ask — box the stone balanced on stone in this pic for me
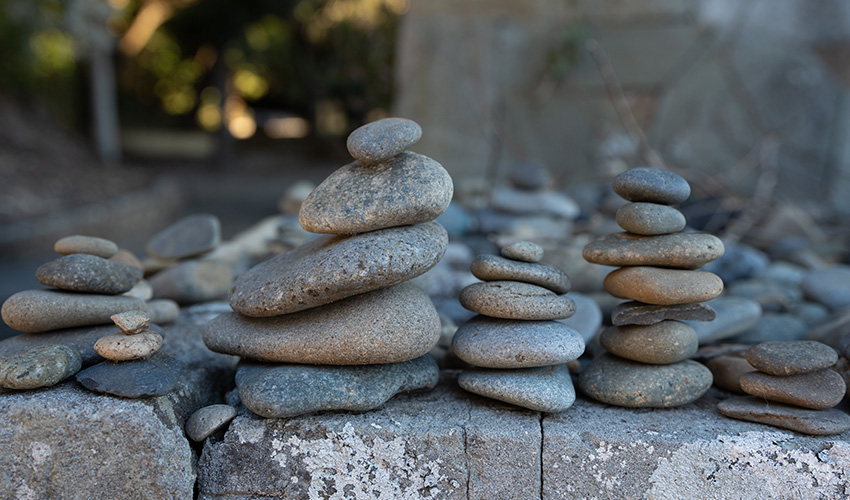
[452,241,585,412]
[719,340,850,435]
[578,167,723,407]
[204,117,453,418]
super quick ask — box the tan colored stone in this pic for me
[583,232,724,270]
[110,311,150,335]
[740,369,846,410]
[94,331,163,361]
[599,320,697,365]
[603,267,723,305]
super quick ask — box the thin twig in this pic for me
[720,134,780,243]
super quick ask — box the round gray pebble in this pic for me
[745,341,838,376]
[615,202,686,235]
[185,404,237,441]
[459,281,576,320]
[36,254,143,295]
[346,117,422,164]
[599,320,698,365]
[612,167,690,204]
[500,241,544,263]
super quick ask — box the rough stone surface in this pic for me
[452,316,584,368]
[740,369,846,410]
[36,254,143,294]
[687,297,762,344]
[706,354,756,394]
[0,345,81,390]
[1,289,147,333]
[186,404,237,442]
[299,152,453,234]
[230,221,448,317]
[745,341,838,376]
[459,281,576,320]
[583,232,725,269]
[802,265,850,310]
[346,117,422,164]
[616,202,687,235]
[604,267,724,305]
[612,300,716,326]
[76,352,181,398]
[54,234,118,258]
[94,331,163,361]
[719,396,850,435]
[205,282,440,365]
[500,241,544,262]
[147,299,180,324]
[470,254,571,293]
[459,364,576,412]
[111,310,150,334]
[578,353,713,408]
[149,260,233,305]
[146,214,221,260]
[612,167,691,204]
[599,320,698,365]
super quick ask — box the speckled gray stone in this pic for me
[616,202,686,235]
[0,324,119,366]
[186,404,237,442]
[612,167,690,204]
[149,260,233,305]
[578,354,712,408]
[451,316,584,368]
[235,354,438,418]
[718,396,850,435]
[94,331,163,361]
[146,214,221,260]
[470,255,570,293]
[205,282,439,364]
[230,222,448,317]
[802,265,850,311]
[75,352,181,398]
[458,364,575,412]
[583,232,724,270]
[147,299,179,324]
[612,301,716,326]
[501,241,544,263]
[54,235,118,258]
[740,369,845,410]
[745,341,838,376]
[604,267,724,305]
[706,354,756,394]
[36,254,143,295]
[299,152,453,235]
[346,117,422,164]
[459,281,576,320]
[0,345,81,390]
[599,320,698,365]
[110,310,150,334]
[2,289,147,333]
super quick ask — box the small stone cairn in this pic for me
[204,117,453,418]
[452,241,585,412]
[719,340,850,435]
[578,167,724,407]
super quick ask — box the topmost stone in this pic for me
[54,235,118,259]
[612,167,690,205]
[501,241,544,263]
[146,214,221,260]
[346,117,422,164]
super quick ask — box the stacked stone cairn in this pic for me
[204,117,453,418]
[719,340,850,435]
[452,241,585,412]
[578,167,724,407]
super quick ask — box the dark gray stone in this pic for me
[500,241,544,263]
[719,396,850,436]
[604,267,724,305]
[1,289,147,333]
[346,117,422,164]
[600,320,698,365]
[458,364,575,412]
[0,345,81,390]
[612,301,716,326]
[146,214,221,260]
[733,314,808,344]
[76,352,181,398]
[687,297,762,344]
[583,232,725,270]
[54,234,118,258]
[470,254,571,293]
[740,369,845,410]
[802,265,850,311]
[459,281,576,320]
[612,167,691,204]
[149,260,233,305]
[616,202,686,235]
[186,404,237,442]
[36,254,143,294]
[745,341,838,376]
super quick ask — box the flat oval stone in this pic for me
[802,265,850,311]
[451,316,585,368]
[578,353,712,408]
[299,152,453,235]
[0,345,82,390]
[346,117,422,164]
[54,235,118,258]
[501,241,544,263]
[0,324,121,366]
[230,222,448,317]
[718,396,850,435]
[149,260,233,305]
[740,369,845,410]
[146,299,179,325]
[2,290,147,333]
[110,311,150,334]
[470,255,570,293]
[612,167,690,204]
[733,314,808,344]
[185,404,237,442]
[458,364,576,413]
[745,341,838,376]
[235,354,438,418]
[205,282,440,364]
[109,248,144,269]
[75,352,180,398]
[615,202,686,235]
[599,320,698,365]
[705,354,756,394]
[36,254,143,295]
[459,281,576,320]
[604,267,724,305]
[146,214,221,260]
[94,331,163,362]
[583,232,725,270]
[686,297,762,344]
[612,301,716,326]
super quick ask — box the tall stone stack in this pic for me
[451,241,585,412]
[578,167,724,408]
[204,118,453,418]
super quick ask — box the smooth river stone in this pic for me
[470,255,571,293]
[612,167,690,204]
[801,265,850,311]
[686,297,762,344]
[146,214,221,260]
[185,404,237,442]
[235,354,439,418]
[229,222,448,317]
[0,325,122,366]
[458,364,576,413]
[300,152,452,235]
[604,267,724,306]
[149,260,233,305]
[451,316,585,369]
[54,235,118,258]
[0,345,82,390]
[578,353,713,408]
[718,396,850,435]
[705,354,756,394]
[36,254,143,295]
[205,282,439,365]
[739,369,845,410]
[599,320,698,365]
[615,202,686,235]
[94,331,163,362]
[75,352,181,398]
[583,232,724,270]
[2,290,146,333]
[745,341,838,376]
[612,301,716,326]
[501,241,544,263]
[459,281,576,321]
[346,117,422,164]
